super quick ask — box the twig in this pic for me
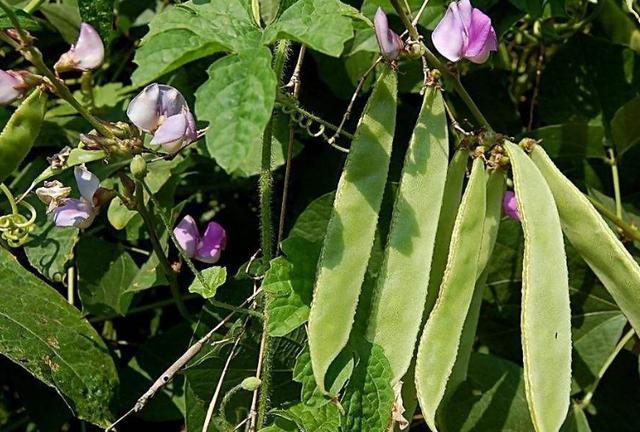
[105,289,262,431]
[201,320,248,432]
[248,324,268,432]
[66,266,75,305]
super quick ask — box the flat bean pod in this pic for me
[422,148,470,317]
[308,68,397,393]
[415,158,487,432]
[0,88,48,183]
[505,141,571,432]
[531,145,640,334]
[366,86,449,385]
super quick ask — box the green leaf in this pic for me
[131,0,261,86]
[263,0,358,57]
[611,94,640,157]
[188,266,227,299]
[40,2,81,44]
[267,402,341,431]
[77,237,138,316]
[0,247,118,427]
[0,9,40,30]
[23,220,78,283]
[78,0,114,42]
[529,123,606,159]
[195,48,276,173]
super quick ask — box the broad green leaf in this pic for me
[0,9,40,30]
[506,141,571,432]
[23,219,78,283]
[308,68,397,393]
[267,402,341,431]
[77,237,138,316]
[529,123,605,159]
[0,247,118,427]
[597,0,640,54]
[40,2,81,44]
[342,341,395,432]
[611,94,640,157]
[78,0,114,42]
[131,0,261,86]
[188,266,227,299]
[367,87,449,384]
[195,48,276,173]
[263,0,358,57]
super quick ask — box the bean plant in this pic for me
[0,0,639,431]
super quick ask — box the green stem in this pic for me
[140,180,263,319]
[578,328,635,408]
[23,0,46,13]
[587,195,640,243]
[255,40,290,430]
[608,148,623,219]
[0,0,114,138]
[387,0,493,131]
[67,266,75,305]
[135,182,193,321]
[0,183,18,214]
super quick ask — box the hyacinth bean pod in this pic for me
[366,86,449,385]
[415,157,487,432]
[308,68,397,393]
[0,88,48,182]
[447,169,506,396]
[505,141,571,432]
[422,148,470,318]
[530,145,640,334]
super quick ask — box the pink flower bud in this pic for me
[173,215,227,264]
[503,190,520,221]
[127,84,197,154]
[374,8,404,60]
[432,0,497,64]
[0,70,26,105]
[55,23,104,72]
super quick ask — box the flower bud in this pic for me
[0,70,26,105]
[240,377,262,391]
[55,23,104,73]
[432,0,497,64]
[130,155,148,179]
[503,191,520,221]
[374,8,404,61]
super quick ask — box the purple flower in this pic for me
[174,215,227,264]
[55,23,105,72]
[374,8,404,60]
[503,190,520,221]
[127,84,197,154]
[432,0,497,64]
[50,166,100,229]
[0,70,26,105]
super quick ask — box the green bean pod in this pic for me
[531,144,640,334]
[308,68,397,393]
[0,88,48,183]
[447,169,506,396]
[505,141,571,432]
[422,148,470,317]
[366,86,449,384]
[415,157,487,432]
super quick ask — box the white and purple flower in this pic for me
[374,8,404,60]
[126,84,197,154]
[174,215,227,264]
[432,0,497,64]
[503,190,520,221]
[55,23,105,72]
[40,166,102,229]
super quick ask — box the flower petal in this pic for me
[195,221,226,264]
[74,165,100,203]
[457,0,474,32]
[374,8,403,60]
[174,215,200,258]
[503,191,520,221]
[72,23,105,70]
[157,84,188,118]
[52,198,96,228]
[0,70,25,105]
[150,112,189,153]
[127,83,161,132]
[432,2,466,62]
[464,7,497,63]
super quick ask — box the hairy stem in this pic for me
[135,182,192,321]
